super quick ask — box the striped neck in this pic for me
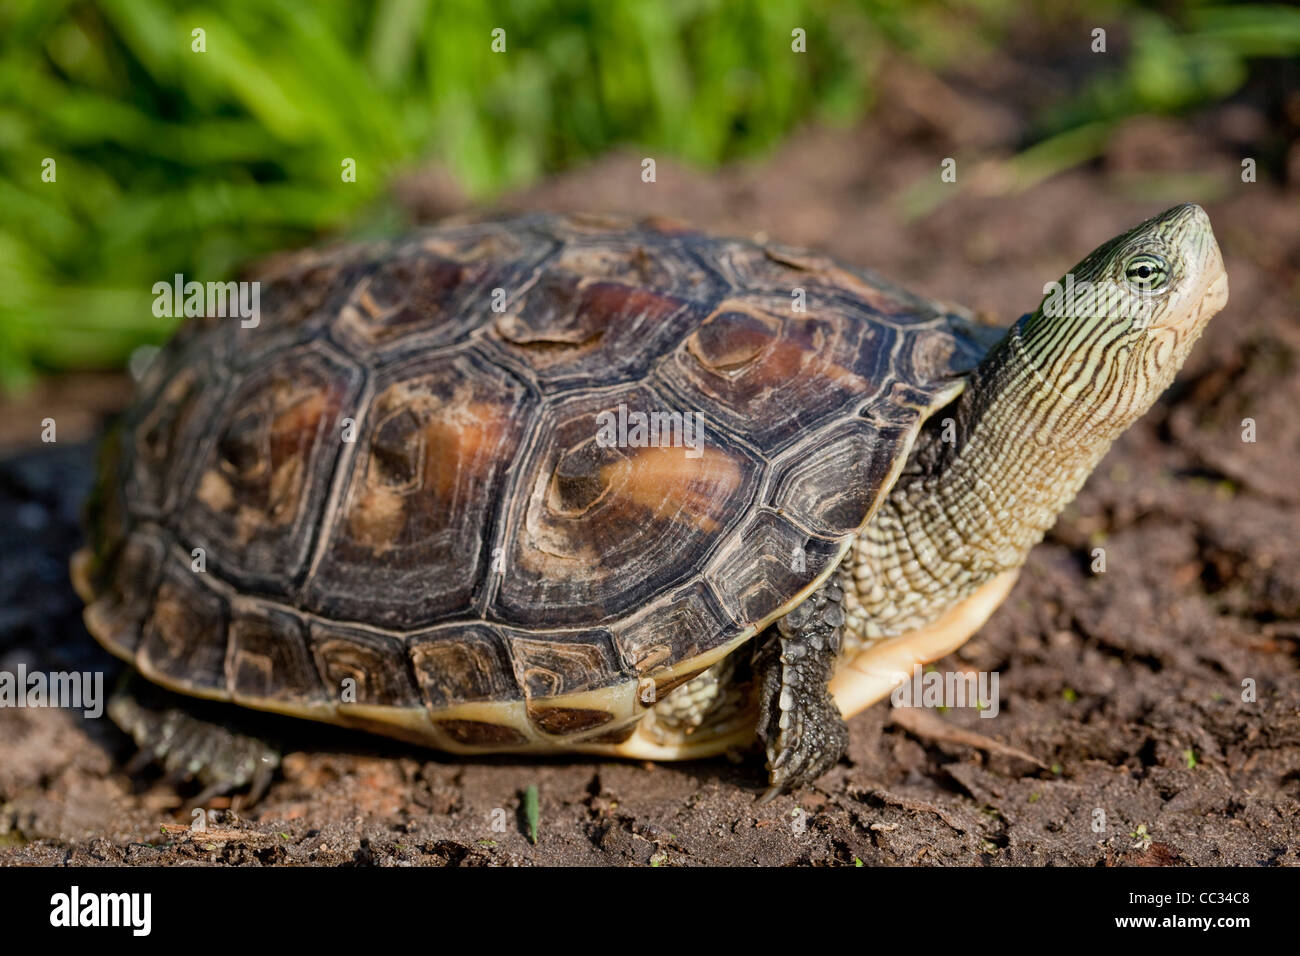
[843,317,1117,642]
[937,318,1120,562]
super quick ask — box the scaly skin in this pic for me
[839,336,1141,647]
[754,582,849,801]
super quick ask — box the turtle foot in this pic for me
[108,670,281,806]
[754,582,849,801]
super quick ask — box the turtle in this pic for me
[72,203,1228,802]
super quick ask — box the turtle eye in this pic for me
[1123,253,1168,291]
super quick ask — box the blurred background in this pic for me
[1,0,1298,396]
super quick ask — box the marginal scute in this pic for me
[228,600,324,703]
[508,630,627,699]
[137,562,229,695]
[408,624,522,709]
[308,621,421,708]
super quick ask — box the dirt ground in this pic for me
[3,49,1300,866]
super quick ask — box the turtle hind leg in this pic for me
[108,670,281,806]
[753,582,849,802]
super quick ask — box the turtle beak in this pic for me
[1189,205,1229,318]
[1202,269,1229,319]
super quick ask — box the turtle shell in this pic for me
[73,213,994,756]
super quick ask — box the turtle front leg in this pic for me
[754,581,849,801]
[108,670,281,806]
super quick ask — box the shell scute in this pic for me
[137,559,229,696]
[486,276,699,388]
[704,509,843,626]
[507,627,627,698]
[609,579,735,676]
[307,620,422,709]
[178,341,364,595]
[228,599,325,704]
[329,226,556,360]
[82,530,165,659]
[127,357,230,519]
[407,623,522,708]
[770,419,912,537]
[492,384,762,628]
[657,294,897,454]
[304,348,534,628]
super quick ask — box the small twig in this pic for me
[890,706,1048,770]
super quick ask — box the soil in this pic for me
[2,49,1299,866]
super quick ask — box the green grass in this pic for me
[1,0,894,386]
[1,0,1297,388]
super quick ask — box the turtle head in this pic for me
[1012,202,1228,436]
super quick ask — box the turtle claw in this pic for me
[759,698,848,798]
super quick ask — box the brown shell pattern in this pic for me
[80,213,992,746]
